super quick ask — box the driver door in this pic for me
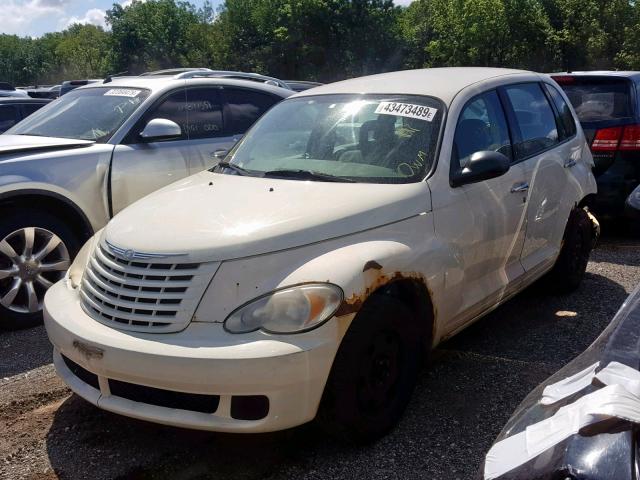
[110,86,192,215]
[433,90,529,330]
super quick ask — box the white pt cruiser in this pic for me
[44,68,599,442]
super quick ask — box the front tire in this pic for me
[317,294,423,443]
[546,207,593,293]
[0,209,80,330]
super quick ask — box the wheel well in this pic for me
[578,194,597,210]
[368,278,435,349]
[0,193,93,244]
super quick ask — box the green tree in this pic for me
[213,0,402,81]
[106,0,203,73]
[542,0,604,71]
[55,24,112,78]
[615,3,640,70]
[401,0,554,70]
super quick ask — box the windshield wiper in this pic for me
[263,169,355,183]
[214,160,251,176]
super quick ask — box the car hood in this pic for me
[0,135,94,156]
[479,284,640,480]
[104,171,431,262]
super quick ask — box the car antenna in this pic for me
[104,70,128,83]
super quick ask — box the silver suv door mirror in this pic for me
[139,118,181,141]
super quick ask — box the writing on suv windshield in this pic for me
[222,94,444,184]
[7,87,150,142]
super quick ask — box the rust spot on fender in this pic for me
[362,260,383,272]
[335,270,433,318]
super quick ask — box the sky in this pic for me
[1,0,222,37]
[1,0,414,38]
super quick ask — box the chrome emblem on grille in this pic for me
[105,240,186,259]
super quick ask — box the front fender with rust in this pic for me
[193,213,459,345]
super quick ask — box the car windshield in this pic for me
[6,87,150,142]
[222,94,444,183]
[555,77,633,123]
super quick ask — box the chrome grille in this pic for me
[79,242,218,333]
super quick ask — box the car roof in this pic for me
[550,71,640,80]
[292,67,534,104]
[0,97,51,104]
[75,76,294,98]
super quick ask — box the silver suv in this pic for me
[0,72,293,329]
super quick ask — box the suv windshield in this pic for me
[554,77,634,123]
[7,87,150,142]
[223,94,444,183]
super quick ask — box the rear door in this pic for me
[500,82,573,273]
[187,86,282,174]
[182,86,233,174]
[110,87,192,215]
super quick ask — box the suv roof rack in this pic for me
[138,67,292,90]
[174,69,291,90]
[140,67,212,77]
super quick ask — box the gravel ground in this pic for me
[1,235,639,480]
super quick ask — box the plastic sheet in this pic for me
[479,283,640,480]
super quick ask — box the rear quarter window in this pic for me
[544,84,577,139]
[224,88,280,135]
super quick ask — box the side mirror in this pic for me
[451,150,511,187]
[139,118,181,141]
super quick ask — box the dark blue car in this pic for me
[552,72,640,219]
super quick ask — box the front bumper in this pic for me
[44,281,342,433]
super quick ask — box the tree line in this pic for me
[1,0,639,87]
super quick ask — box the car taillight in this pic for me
[620,125,640,150]
[591,127,622,151]
[551,75,575,85]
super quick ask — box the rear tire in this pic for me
[316,294,423,443]
[546,208,593,294]
[0,209,80,330]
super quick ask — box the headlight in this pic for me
[224,283,343,334]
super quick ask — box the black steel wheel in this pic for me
[317,294,423,443]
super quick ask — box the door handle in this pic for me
[510,182,529,193]
[211,149,228,159]
[564,159,577,168]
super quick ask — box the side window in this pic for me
[141,89,188,141]
[224,88,278,135]
[22,103,44,117]
[453,90,512,167]
[184,87,224,139]
[504,83,559,159]
[544,83,577,139]
[0,105,19,132]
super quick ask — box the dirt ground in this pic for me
[1,236,639,480]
